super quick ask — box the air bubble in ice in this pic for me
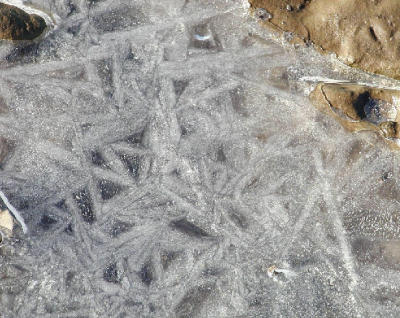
[194,34,212,41]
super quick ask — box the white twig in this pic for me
[0,191,28,234]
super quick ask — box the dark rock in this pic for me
[0,3,46,41]
[310,83,400,147]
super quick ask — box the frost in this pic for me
[0,0,399,317]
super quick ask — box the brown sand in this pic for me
[249,0,400,79]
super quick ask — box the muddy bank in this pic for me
[249,0,400,79]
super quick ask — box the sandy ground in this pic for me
[250,0,400,79]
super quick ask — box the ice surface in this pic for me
[0,0,400,317]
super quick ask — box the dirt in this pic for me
[249,0,400,79]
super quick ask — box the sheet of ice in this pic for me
[0,0,400,317]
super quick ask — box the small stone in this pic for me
[0,209,13,233]
[364,98,397,125]
[255,8,272,21]
[310,83,400,147]
[284,31,294,42]
[0,3,46,40]
[379,122,397,139]
[267,265,277,277]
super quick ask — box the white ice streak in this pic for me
[0,190,28,234]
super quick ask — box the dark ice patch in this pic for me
[104,262,120,284]
[118,153,140,178]
[170,218,209,238]
[110,220,132,237]
[91,5,146,33]
[228,211,248,229]
[90,150,108,168]
[73,187,95,223]
[161,251,180,270]
[175,284,214,318]
[39,214,57,230]
[98,179,122,200]
[173,80,189,98]
[139,262,154,286]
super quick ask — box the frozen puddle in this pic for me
[1,0,400,317]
